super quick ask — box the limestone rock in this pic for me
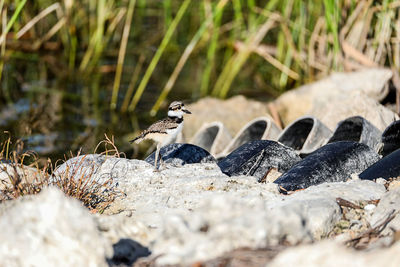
[293,180,386,203]
[0,163,44,190]
[368,187,400,234]
[268,240,400,267]
[0,187,112,266]
[274,68,394,127]
[53,154,107,180]
[310,91,398,131]
[52,154,387,265]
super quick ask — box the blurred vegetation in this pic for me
[0,0,399,159]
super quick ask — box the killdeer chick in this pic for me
[130,101,191,171]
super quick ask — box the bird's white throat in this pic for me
[168,110,184,118]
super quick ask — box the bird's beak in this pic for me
[182,107,192,114]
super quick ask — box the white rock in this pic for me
[268,240,400,267]
[52,155,388,265]
[0,187,112,267]
[364,204,376,212]
[368,187,400,234]
[0,163,44,190]
[289,180,386,202]
[274,68,397,128]
[376,178,387,185]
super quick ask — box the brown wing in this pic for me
[129,118,179,143]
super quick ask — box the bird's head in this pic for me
[168,101,191,118]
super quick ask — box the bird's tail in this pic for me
[129,133,144,144]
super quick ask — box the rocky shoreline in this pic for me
[1,68,400,266]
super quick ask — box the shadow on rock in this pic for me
[107,238,151,266]
[145,143,216,168]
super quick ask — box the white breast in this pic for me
[163,121,183,146]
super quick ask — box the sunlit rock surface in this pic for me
[54,154,388,265]
[268,240,400,267]
[0,188,112,267]
[274,68,395,127]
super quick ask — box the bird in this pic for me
[130,101,192,171]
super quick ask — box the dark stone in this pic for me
[381,120,400,157]
[217,140,301,180]
[327,116,381,149]
[359,149,400,180]
[107,238,151,266]
[274,141,380,191]
[145,143,216,167]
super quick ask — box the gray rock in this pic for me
[0,163,44,190]
[276,180,385,238]
[274,68,393,126]
[368,187,400,234]
[48,154,387,265]
[0,187,112,266]
[53,154,107,179]
[275,141,380,191]
[294,180,386,203]
[310,91,398,132]
[268,240,400,267]
[145,143,216,168]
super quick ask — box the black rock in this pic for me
[274,141,380,191]
[327,116,381,149]
[217,140,301,180]
[107,238,151,266]
[359,149,400,180]
[145,143,216,167]
[381,120,400,157]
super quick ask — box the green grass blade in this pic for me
[150,0,228,116]
[323,0,341,70]
[200,1,225,96]
[216,15,278,98]
[127,0,191,112]
[110,0,136,110]
[0,0,28,45]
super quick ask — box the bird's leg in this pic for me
[159,146,168,170]
[153,144,161,172]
